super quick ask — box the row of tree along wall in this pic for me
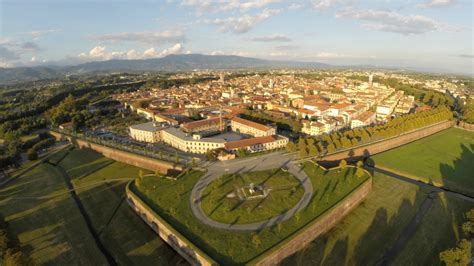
[457,121,474,131]
[320,120,454,164]
[250,169,372,265]
[49,131,182,175]
[126,182,216,266]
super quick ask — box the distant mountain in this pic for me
[0,54,330,85]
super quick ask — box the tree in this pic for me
[191,158,197,168]
[252,234,261,248]
[339,159,347,171]
[327,143,336,153]
[439,239,471,266]
[175,154,180,164]
[286,141,297,153]
[356,168,365,178]
[26,149,38,161]
[4,249,29,266]
[308,145,319,157]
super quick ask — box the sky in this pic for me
[0,0,472,74]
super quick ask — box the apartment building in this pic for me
[129,122,162,143]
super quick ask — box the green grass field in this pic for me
[282,172,429,265]
[133,162,370,264]
[372,128,474,196]
[0,148,182,265]
[393,192,473,266]
[201,169,304,224]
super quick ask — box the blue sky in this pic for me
[0,0,472,74]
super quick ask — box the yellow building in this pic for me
[129,122,162,143]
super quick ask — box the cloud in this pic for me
[209,8,280,33]
[0,46,20,61]
[27,29,61,39]
[77,43,185,61]
[91,30,186,45]
[288,3,304,10]
[336,9,454,35]
[417,0,456,8]
[274,44,299,50]
[249,34,291,42]
[180,0,280,14]
[312,0,340,11]
[455,54,474,58]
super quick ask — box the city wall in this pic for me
[49,131,182,175]
[126,183,216,266]
[457,121,474,132]
[320,120,454,163]
[250,172,372,265]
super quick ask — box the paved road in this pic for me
[189,152,313,231]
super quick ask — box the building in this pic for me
[181,117,224,133]
[224,135,288,153]
[351,111,376,129]
[129,122,162,143]
[231,117,276,137]
[161,127,226,154]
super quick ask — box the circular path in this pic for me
[190,153,313,231]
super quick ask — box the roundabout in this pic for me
[190,158,314,231]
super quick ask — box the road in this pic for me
[189,152,313,231]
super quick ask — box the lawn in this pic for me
[0,147,182,265]
[393,192,473,266]
[282,172,429,266]
[132,161,370,264]
[201,169,304,224]
[0,163,108,265]
[372,127,474,196]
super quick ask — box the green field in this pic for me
[393,192,473,266]
[0,148,182,265]
[372,128,474,196]
[201,169,304,224]
[133,162,370,264]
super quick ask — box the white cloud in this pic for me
[312,0,339,11]
[417,0,456,8]
[91,30,185,45]
[180,0,280,14]
[78,43,185,61]
[249,34,291,42]
[26,29,61,40]
[288,3,304,10]
[209,8,280,33]
[336,9,454,35]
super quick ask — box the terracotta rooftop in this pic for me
[181,117,222,130]
[225,135,277,150]
[232,117,273,132]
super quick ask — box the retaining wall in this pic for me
[321,120,454,163]
[250,175,372,265]
[126,183,216,266]
[457,121,474,132]
[49,131,182,175]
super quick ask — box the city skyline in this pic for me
[0,0,472,74]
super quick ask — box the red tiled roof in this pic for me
[232,117,272,132]
[225,135,277,150]
[181,117,221,130]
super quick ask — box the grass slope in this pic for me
[0,163,108,265]
[0,148,182,265]
[372,128,474,196]
[133,162,370,264]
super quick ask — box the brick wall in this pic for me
[251,178,372,265]
[49,131,182,175]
